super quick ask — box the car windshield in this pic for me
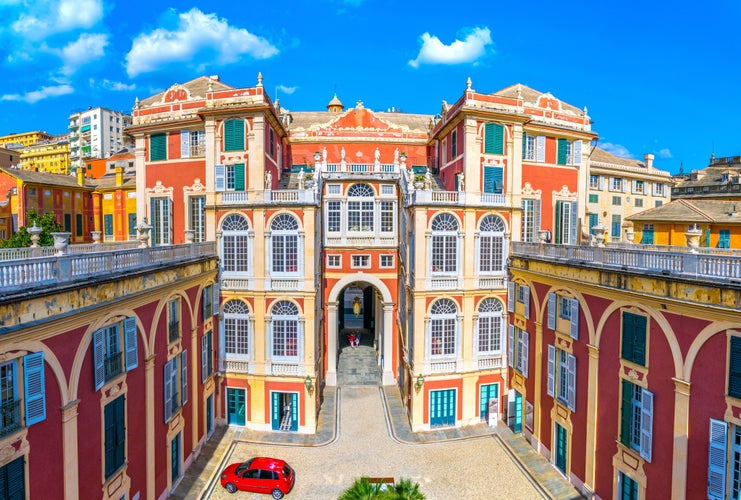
[283,464,293,478]
[235,459,254,475]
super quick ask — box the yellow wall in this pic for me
[632,221,741,248]
[20,143,71,174]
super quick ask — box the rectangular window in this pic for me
[202,285,213,319]
[633,180,644,194]
[618,471,639,500]
[168,299,180,343]
[76,214,83,236]
[327,184,341,195]
[327,201,341,232]
[104,395,125,478]
[381,185,394,195]
[163,351,187,423]
[380,201,394,232]
[189,196,206,242]
[149,133,167,161]
[521,199,541,243]
[620,380,653,461]
[484,123,504,155]
[451,130,457,158]
[547,345,576,410]
[190,130,205,157]
[150,197,171,246]
[508,325,529,377]
[621,312,647,366]
[0,353,46,437]
[611,214,622,238]
[634,198,643,208]
[201,330,213,382]
[655,200,663,207]
[556,138,571,165]
[612,196,622,206]
[729,337,741,399]
[524,134,536,161]
[351,255,370,268]
[719,230,731,249]
[483,166,504,194]
[653,182,665,196]
[589,175,599,189]
[224,120,245,151]
[269,128,275,157]
[380,255,394,268]
[555,200,577,245]
[611,177,624,192]
[93,318,137,390]
[588,194,598,203]
[327,255,341,268]
[0,457,24,499]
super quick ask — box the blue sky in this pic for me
[0,0,740,174]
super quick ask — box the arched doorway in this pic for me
[325,274,395,386]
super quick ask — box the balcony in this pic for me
[0,399,21,437]
[219,189,317,206]
[104,351,123,381]
[410,190,506,207]
[476,356,503,370]
[324,233,397,248]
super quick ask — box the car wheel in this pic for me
[271,488,284,499]
[225,482,237,494]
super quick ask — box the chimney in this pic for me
[76,167,84,186]
[115,166,124,187]
[644,153,654,169]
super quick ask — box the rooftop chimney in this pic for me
[644,153,654,169]
[115,167,124,187]
[76,167,84,186]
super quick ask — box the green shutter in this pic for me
[150,134,167,161]
[104,214,113,236]
[557,138,568,165]
[555,201,563,244]
[234,163,245,191]
[76,214,83,236]
[730,337,741,398]
[522,132,527,159]
[224,120,245,151]
[622,313,647,366]
[484,123,504,154]
[620,380,633,446]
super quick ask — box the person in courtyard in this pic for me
[348,333,356,348]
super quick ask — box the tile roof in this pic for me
[493,83,583,115]
[590,147,645,168]
[0,167,92,189]
[139,76,234,107]
[286,109,433,133]
[627,199,741,223]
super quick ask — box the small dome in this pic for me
[327,94,344,113]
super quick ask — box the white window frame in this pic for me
[327,255,341,268]
[222,300,251,360]
[475,299,503,356]
[351,255,370,268]
[380,255,394,268]
[428,299,459,359]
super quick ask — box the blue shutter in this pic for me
[214,164,226,192]
[547,293,556,330]
[93,328,105,390]
[149,197,156,247]
[483,166,495,193]
[522,285,530,319]
[3,456,25,498]
[180,130,190,158]
[572,140,582,166]
[508,325,514,368]
[708,419,728,500]
[639,388,653,461]
[202,285,210,320]
[271,392,280,429]
[547,345,555,397]
[507,282,515,312]
[23,352,45,426]
[124,317,138,371]
[522,132,527,159]
[201,335,208,383]
[181,350,188,406]
[533,199,542,242]
[163,360,172,422]
[569,202,578,245]
[521,331,529,378]
[569,298,579,340]
[224,120,245,151]
[567,353,576,411]
[720,230,731,249]
[212,282,220,315]
[536,136,545,162]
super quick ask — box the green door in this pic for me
[206,394,213,434]
[170,433,180,483]
[430,389,456,427]
[509,391,523,433]
[227,388,245,426]
[555,423,567,473]
[271,392,298,431]
[479,383,499,422]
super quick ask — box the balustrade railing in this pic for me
[0,399,21,437]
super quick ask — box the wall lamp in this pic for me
[415,373,425,393]
[304,375,314,395]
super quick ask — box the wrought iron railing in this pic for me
[104,351,123,381]
[0,399,21,437]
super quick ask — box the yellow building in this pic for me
[0,131,53,148]
[586,147,672,243]
[19,140,71,174]
[627,198,741,248]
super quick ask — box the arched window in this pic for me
[476,298,503,355]
[479,215,506,274]
[221,214,250,274]
[271,301,299,359]
[223,300,250,357]
[271,214,299,273]
[430,298,457,357]
[431,213,458,273]
[347,184,374,232]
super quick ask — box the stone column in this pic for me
[61,399,80,500]
[671,377,691,500]
[382,303,395,385]
[326,302,338,386]
[584,344,600,492]
[134,135,147,223]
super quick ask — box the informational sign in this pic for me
[488,397,499,427]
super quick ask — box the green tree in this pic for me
[338,478,425,500]
[391,478,425,500]
[1,210,63,248]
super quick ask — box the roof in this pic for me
[139,76,234,107]
[327,94,344,108]
[0,167,92,189]
[590,147,645,168]
[286,108,433,133]
[493,83,583,115]
[89,175,137,190]
[627,199,741,223]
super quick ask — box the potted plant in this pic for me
[304,173,314,188]
[399,151,408,162]
[414,174,425,189]
[313,151,322,162]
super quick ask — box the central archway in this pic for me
[325,273,395,386]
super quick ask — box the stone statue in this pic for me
[322,147,327,162]
[341,147,346,161]
[375,147,380,162]
[458,172,465,191]
[394,148,399,163]
[265,170,272,189]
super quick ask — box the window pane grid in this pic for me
[189,196,205,242]
[273,320,298,357]
[225,317,249,355]
[431,318,455,356]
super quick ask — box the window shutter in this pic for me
[620,380,632,446]
[569,298,579,340]
[201,335,207,383]
[521,331,529,377]
[522,132,527,159]
[632,180,638,193]
[224,120,245,151]
[180,130,190,158]
[181,350,188,406]
[508,325,514,367]
[214,164,226,192]
[163,361,172,422]
[572,140,582,166]
[522,285,530,319]
[202,286,209,320]
[555,201,563,245]
[729,338,741,397]
[663,184,668,197]
[569,202,578,245]
[708,419,728,500]
[547,293,556,330]
[23,352,45,426]
[93,328,105,390]
[532,199,541,242]
[567,353,576,411]
[557,138,568,165]
[149,134,166,161]
[639,388,653,461]
[536,136,545,162]
[507,282,515,312]
[483,166,496,193]
[599,176,605,190]
[234,163,246,191]
[212,282,220,315]
[547,345,555,396]
[483,123,504,155]
[124,317,138,371]
[623,180,629,193]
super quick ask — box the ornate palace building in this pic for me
[126,73,595,434]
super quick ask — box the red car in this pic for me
[220,457,295,498]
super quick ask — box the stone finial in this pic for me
[466,77,472,90]
[516,84,522,100]
[356,100,364,109]
[208,78,213,92]
[134,97,140,109]
[257,72,263,87]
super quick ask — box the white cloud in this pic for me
[1,84,74,103]
[125,8,279,77]
[91,78,135,91]
[600,142,635,159]
[276,84,297,95]
[408,27,492,68]
[11,0,103,40]
[60,33,108,75]
[657,148,672,159]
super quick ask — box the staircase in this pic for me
[337,345,381,386]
